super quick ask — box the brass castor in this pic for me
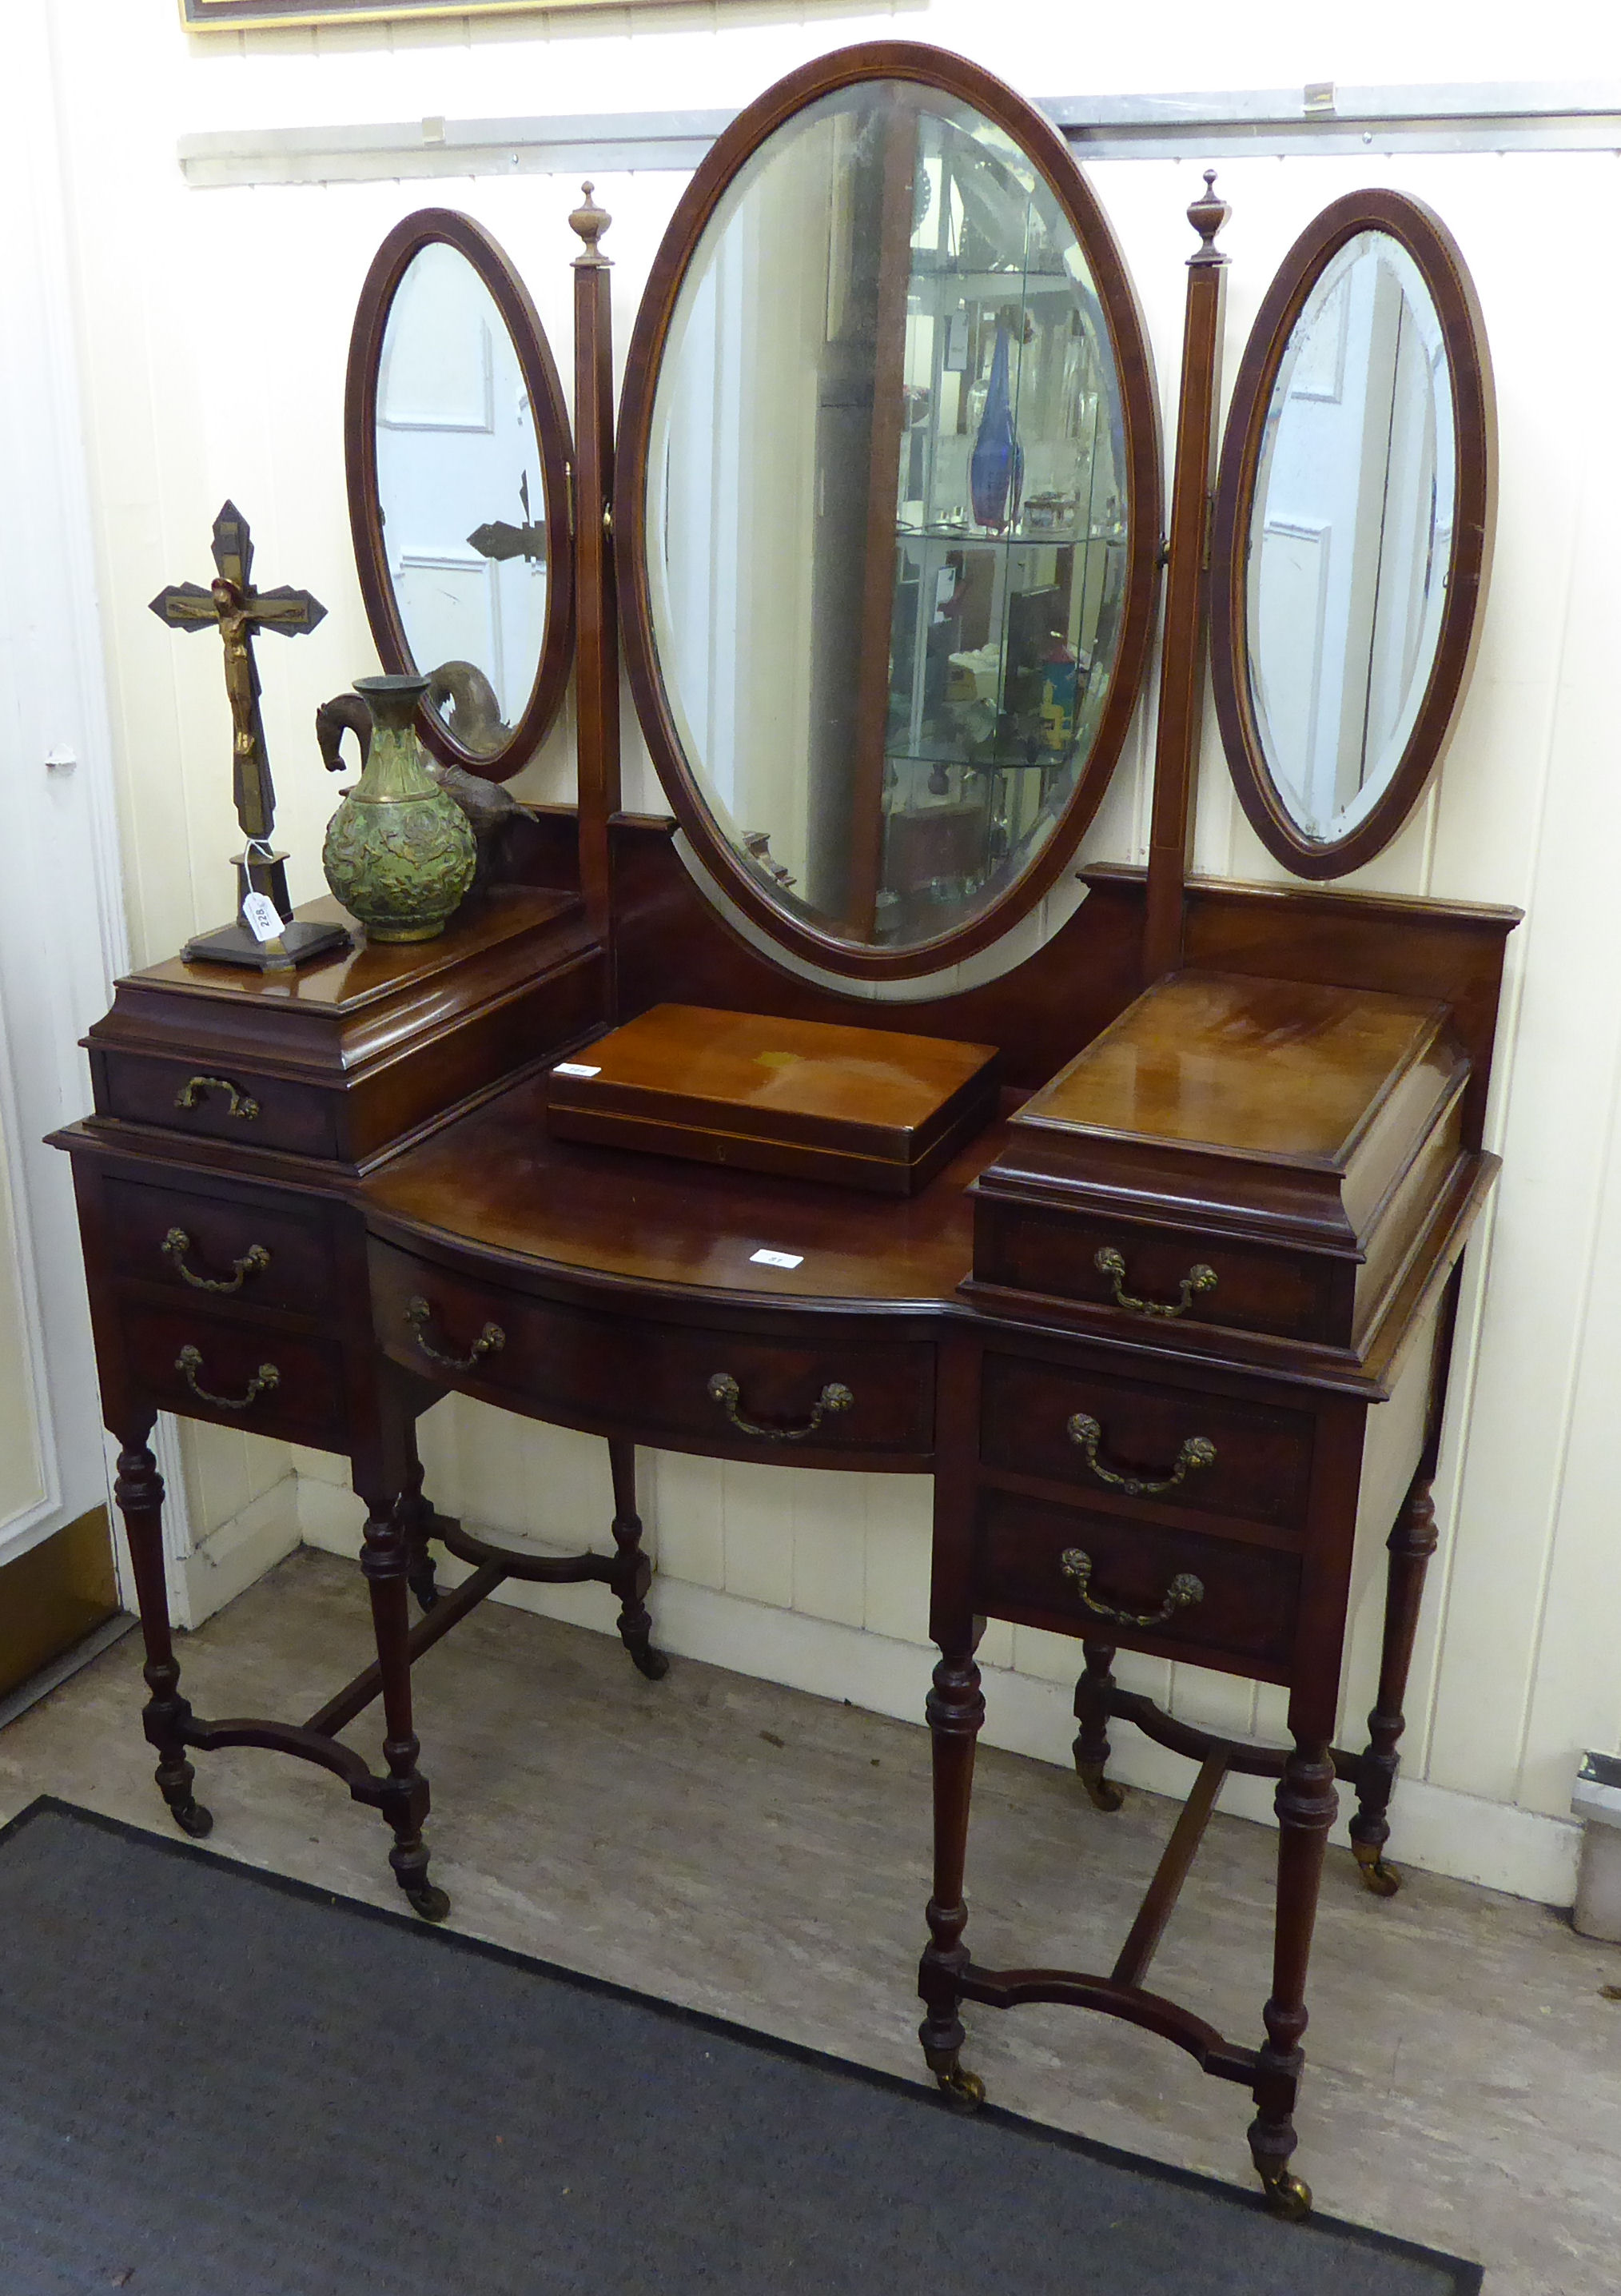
[1076,1759,1125,1813]
[1352,1839,1400,1897]
[169,1798,213,1840]
[407,1883,452,1923]
[1257,2167,1312,2219]
[935,2066,986,2114]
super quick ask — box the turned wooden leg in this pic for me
[918,1645,986,2111]
[1348,1472,1439,1897]
[607,1439,667,1680]
[1248,1736,1337,2218]
[359,1491,448,1923]
[1072,1640,1125,1811]
[115,1427,213,1840]
[399,1451,440,1614]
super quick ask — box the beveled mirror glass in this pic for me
[1212,193,1492,878]
[347,210,575,782]
[618,46,1161,979]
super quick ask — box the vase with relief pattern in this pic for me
[321,674,476,942]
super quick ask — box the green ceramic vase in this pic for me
[321,675,476,943]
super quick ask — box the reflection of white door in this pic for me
[0,20,135,1583]
[376,249,546,725]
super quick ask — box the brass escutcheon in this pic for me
[707,1372,854,1442]
[1094,1246,1216,1319]
[174,1345,279,1413]
[1066,1413,1216,1497]
[404,1296,505,1373]
[161,1227,271,1294]
[1059,1548,1205,1630]
[175,1074,261,1121]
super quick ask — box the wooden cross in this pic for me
[149,501,326,844]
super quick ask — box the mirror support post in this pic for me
[1142,172,1230,986]
[572,183,619,999]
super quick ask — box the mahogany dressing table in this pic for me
[56,44,1509,2217]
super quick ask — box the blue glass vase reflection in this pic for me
[970,324,1024,532]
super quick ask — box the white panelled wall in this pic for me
[39,0,1621,1900]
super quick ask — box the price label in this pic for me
[552,1062,601,1078]
[750,1248,803,1270]
[241,893,285,943]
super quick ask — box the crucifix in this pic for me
[150,501,350,971]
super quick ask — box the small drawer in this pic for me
[102,1173,334,1318]
[371,1242,934,1461]
[121,1301,348,1449]
[974,1204,1344,1345]
[95,1051,337,1161]
[981,1353,1315,1533]
[974,1489,1300,1671]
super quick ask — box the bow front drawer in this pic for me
[371,1242,934,1461]
[974,1489,1301,1676]
[102,1172,335,1318]
[120,1301,348,1447]
[981,1352,1316,1533]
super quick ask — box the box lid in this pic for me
[546,1005,999,1179]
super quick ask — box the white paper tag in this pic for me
[750,1248,803,1270]
[552,1061,601,1078]
[241,892,285,943]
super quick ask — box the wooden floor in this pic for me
[2,1547,1615,2294]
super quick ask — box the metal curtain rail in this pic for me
[177,82,1621,187]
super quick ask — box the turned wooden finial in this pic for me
[1188,168,1230,265]
[570,180,611,266]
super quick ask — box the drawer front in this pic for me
[981,1353,1315,1533]
[372,1243,934,1460]
[975,1204,1344,1345]
[121,1301,348,1448]
[974,1488,1300,1670]
[102,1172,335,1318]
[96,1050,337,1161]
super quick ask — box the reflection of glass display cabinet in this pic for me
[842,106,1128,942]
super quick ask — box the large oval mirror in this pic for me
[346,210,575,782]
[1211,192,1493,878]
[617,44,1161,980]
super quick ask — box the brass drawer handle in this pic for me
[1066,1413,1216,1497]
[161,1227,271,1294]
[1060,1548,1205,1630]
[405,1295,505,1373]
[175,1345,279,1413]
[1094,1246,1216,1320]
[707,1372,854,1443]
[175,1074,261,1121]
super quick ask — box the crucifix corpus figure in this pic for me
[149,501,351,971]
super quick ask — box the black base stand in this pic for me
[181,849,353,973]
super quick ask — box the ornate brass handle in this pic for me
[161,1227,271,1294]
[175,1074,261,1121]
[174,1345,279,1413]
[1060,1548,1205,1629]
[1065,1413,1216,1497]
[1094,1246,1216,1320]
[404,1296,505,1373]
[707,1372,854,1443]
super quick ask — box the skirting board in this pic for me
[181,1473,301,1630]
[294,1481,1580,1910]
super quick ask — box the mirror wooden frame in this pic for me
[345,208,576,785]
[1209,189,1495,880]
[613,41,1164,983]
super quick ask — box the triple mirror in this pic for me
[342,50,1493,942]
[346,209,576,781]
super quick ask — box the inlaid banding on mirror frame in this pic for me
[614,41,1164,983]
